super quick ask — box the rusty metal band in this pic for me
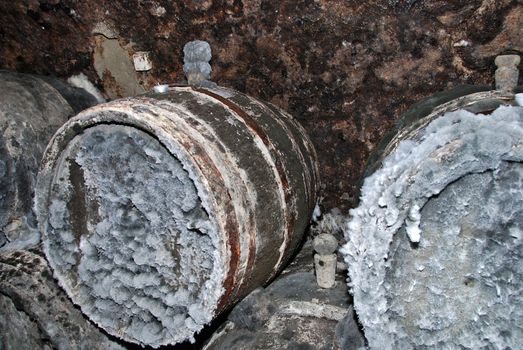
[127,98,244,313]
[264,102,320,211]
[40,100,243,315]
[192,87,293,295]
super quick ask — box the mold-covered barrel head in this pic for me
[341,88,523,349]
[36,85,319,347]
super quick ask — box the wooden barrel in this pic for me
[35,85,319,347]
[0,70,97,251]
[341,86,523,349]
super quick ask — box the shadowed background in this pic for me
[1,0,521,212]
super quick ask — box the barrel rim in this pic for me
[35,86,320,346]
[363,87,519,181]
[35,102,231,346]
[383,89,516,157]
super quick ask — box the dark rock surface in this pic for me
[204,242,365,349]
[1,0,521,213]
[204,271,365,349]
[0,248,125,350]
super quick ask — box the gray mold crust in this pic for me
[0,71,96,252]
[341,106,523,349]
[0,72,73,252]
[44,125,222,347]
[183,40,213,86]
[36,86,319,348]
[386,162,523,349]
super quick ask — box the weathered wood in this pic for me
[342,88,523,349]
[35,86,319,347]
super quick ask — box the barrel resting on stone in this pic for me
[36,85,319,347]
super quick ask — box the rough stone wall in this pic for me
[1,0,521,212]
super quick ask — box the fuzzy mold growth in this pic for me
[44,124,223,347]
[37,86,319,348]
[341,105,523,349]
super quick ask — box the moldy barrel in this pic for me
[341,83,523,349]
[35,85,319,347]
